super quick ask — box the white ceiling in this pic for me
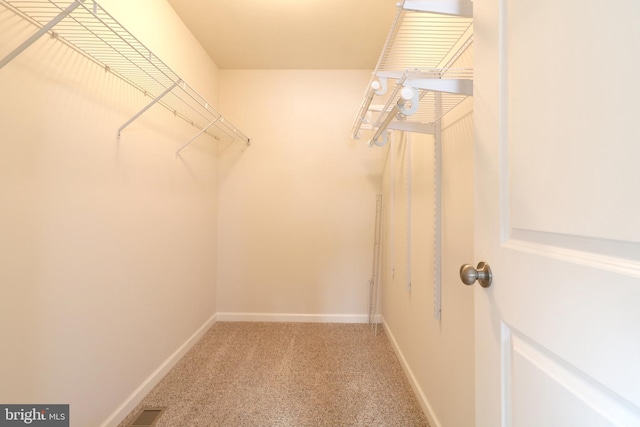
[166,0,399,70]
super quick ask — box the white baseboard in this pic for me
[381,316,442,427]
[100,313,218,427]
[216,312,381,324]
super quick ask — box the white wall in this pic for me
[216,70,384,321]
[0,1,223,425]
[380,100,476,427]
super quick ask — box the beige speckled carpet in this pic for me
[117,322,429,427]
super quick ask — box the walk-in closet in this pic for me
[2,0,639,426]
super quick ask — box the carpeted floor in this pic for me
[117,322,429,427]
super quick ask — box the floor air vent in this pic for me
[127,407,166,427]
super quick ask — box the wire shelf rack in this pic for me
[0,0,250,153]
[352,0,473,145]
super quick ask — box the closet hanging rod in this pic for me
[0,0,251,149]
[369,86,416,147]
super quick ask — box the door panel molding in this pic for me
[502,323,640,426]
[503,237,640,279]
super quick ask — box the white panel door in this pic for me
[474,0,640,426]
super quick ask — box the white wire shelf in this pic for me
[0,0,250,154]
[352,0,473,145]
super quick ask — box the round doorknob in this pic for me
[459,262,492,288]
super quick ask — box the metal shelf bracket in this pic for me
[176,120,218,157]
[118,80,181,139]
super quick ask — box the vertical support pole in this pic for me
[0,0,86,70]
[369,194,383,333]
[390,132,396,279]
[117,80,180,138]
[406,132,412,293]
[433,92,443,321]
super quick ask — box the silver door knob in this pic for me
[459,262,492,288]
